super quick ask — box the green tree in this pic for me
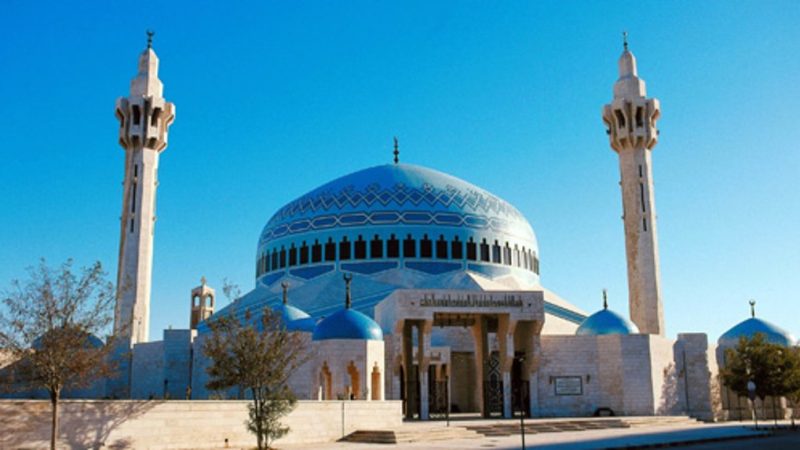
[0,259,119,450]
[720,333,800,424]
[203,284,310,450]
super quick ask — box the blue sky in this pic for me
[1,1,798,342]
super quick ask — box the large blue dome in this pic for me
[312,308,384,341]
[718,317,796,347]
[576,308,639,336]
[253,164,542,313]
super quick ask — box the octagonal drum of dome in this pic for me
[246,163,541,318]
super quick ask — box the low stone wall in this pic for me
[0,399,402,449]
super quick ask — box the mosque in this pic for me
[16,35,797,422]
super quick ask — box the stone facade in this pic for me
[0,400,402,449]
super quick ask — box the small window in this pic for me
[635,106,643,128]
[271,250,278,269]
[152,107,162,126]
[533,254,540,274]
[514,245,521,267]
[132,104,141,125]
[299,241,309,265]
[480,239,490,262]
[339,237,351,260]
[279,247,287,268]
[288,244,297,267]
[420,234,432,258]
[614,108,625,128]
[265,251,272,272]
[466,238,477,261]
[311,240,322,263]
[370,235,383,259]
[521,247,528,270]
[387,234,400,258]
[491,240,501,263]
[325,238,336,261]
[451,236,463,259]
[354,235,367,259]
[403,234,416,258]
[503,243,512,266]
[640,183,646,212]
[436,235,448,259]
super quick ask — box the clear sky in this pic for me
[1,1,798,342]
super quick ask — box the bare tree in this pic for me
[0,259,119,450]
[203,282,311,450]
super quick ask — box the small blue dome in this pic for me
[312,308,383,341]
[718,317,796,347]
[273,303,317,332]
[576,309,639,336]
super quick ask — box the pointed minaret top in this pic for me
[613,33,646,99]
[393,137,399,165]
[130,32,163,98]
[749,299,756,318]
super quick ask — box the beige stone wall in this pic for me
[0,399,402,449]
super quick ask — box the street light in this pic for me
[747,380,758,430]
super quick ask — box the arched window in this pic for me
[480,239,490,262]
[320,363,332,400]
[339,236,351,261]
[324,238,336,262]
[452,236,463,260]
[521,246,528,270]
[299,241,309,265]
[491,240,501,263]
[354,235,367,259]
[279,246,287,268]
[370,235,383,258]
[347,361,361,400]
[533,253,540,274]
[311,239,322,263]
[466,237,477,261]
[514,245,521,267]
[387,234,400,258]
[436,235,448,259]
[403,234,416,258]
[420,234,432,258]
[271,249,278,270]
[288,244,298,267]
[503,242,512,266]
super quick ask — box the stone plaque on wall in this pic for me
[554,376,583,396]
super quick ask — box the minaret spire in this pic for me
[146,29,154,49]
[113,36,176,348]
[393,137,399,165]
[603,289,608,310]
[602,38,664,336]
[282,281,289,305]
[623,31,628,51]
[749,299,756,318]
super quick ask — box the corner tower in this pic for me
[602,36,664,335]
[114,33,175,345]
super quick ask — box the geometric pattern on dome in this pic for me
[268,181,526,225]
[260,209,521,242]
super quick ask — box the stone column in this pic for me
[418,320,432,420]
[470,316,488,417]
[498,316,517,418]
[402,320,415,419]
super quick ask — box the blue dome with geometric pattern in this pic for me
[576,308,639,336]
[312,308,383,341]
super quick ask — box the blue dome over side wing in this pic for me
[312,308,383,341]
[273,303,316,332]
[576,309,639,336]
[718,317,796,347]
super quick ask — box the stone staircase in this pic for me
[342,426,482,444]
[342,416,703,444]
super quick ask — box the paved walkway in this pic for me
[279,420,770,450]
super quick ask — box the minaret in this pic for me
[190,277,215,330]
[114,32,175,345]
[602,35,664,335]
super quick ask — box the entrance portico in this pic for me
[375,289,544,420]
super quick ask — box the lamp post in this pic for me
[747,380,757,430]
